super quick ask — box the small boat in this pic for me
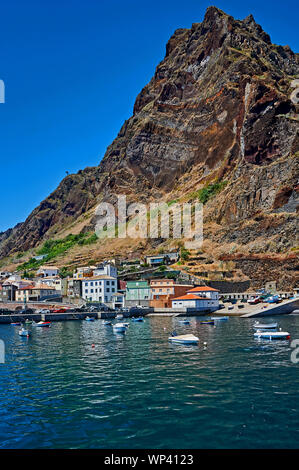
[11,322,21,326]
[131,317,143,322]
[103,321,112,325]
[116,314,123,319]
[24,319,33,324]
[168,333,199,345]
[253,322,278,330]
[33,321,51,327]
[254,330,290,340]
[211,316,229,321]
[19,328,31,337]
[178,319,190,325]
[113,323,127,333]
[85,316,95,322]
[200,320,215,325]
[123,322,129,327]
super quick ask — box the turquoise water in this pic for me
[0,315,298,449]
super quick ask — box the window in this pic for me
[90,289,94,293]
[112,288,115,293]
[107,281,110,286]
[85,289,88,294]
[107,288,110,293]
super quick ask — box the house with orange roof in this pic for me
[15,283,59,302]
[150,279,193,308]
[172,286,219,311]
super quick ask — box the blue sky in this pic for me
[0,0,298,232]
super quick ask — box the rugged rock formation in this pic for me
[1,7,298,287]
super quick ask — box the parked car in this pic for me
[51,308,66,313]
[36,308,50,314]
[248,296,261,305]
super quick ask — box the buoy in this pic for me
[92,344,95,348]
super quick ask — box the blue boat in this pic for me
[131,317,144,322]
[19,328,31,337]
[178,320,190,325]
[85,316,95,322]
[211,316,229,321]
[103,321,112,325]
[200,320,215,325]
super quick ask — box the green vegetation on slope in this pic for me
[17,232,98,272]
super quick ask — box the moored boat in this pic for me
[103,321,112,325]
[113,323,127,333]
[33,321,51,327]
[211,316,228,321]
[253,322,278,330]
[200,320,215,325]
[254,330,290,340]
[11,322,21,326]
[131,317,143,322]
[168,334,199,345]
[19,328,31,337]
[178,319,190,325]
[85,316,95,322]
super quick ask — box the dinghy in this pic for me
[168,333,199,345]
[211,316,228,321]
[11,322,21,326]
[253,322,278,330]
[113,323,127,333]
[33,321,51,327]
[131,317,143,322]
[85,316,95,322]
[254,330,290,340]
[19,328,31,337]
[200,320,214,325]
[103,321,112,325]
[178,319,190,325]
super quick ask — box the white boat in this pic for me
[178,319,190,325]
[254,330,290,340]
[253,322,278,329]
[19,328,30,337]
[113,323,127,333]
[211,316,229,321]
[168,334,199,345]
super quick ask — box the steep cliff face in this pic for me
[1,7,298,280]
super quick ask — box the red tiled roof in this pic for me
[188,286,219,292]
[172,294,206,301]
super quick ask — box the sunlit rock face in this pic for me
[1,7,298,275]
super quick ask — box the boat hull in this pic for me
[168,334,199,345]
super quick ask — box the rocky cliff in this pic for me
[1,7,298,287]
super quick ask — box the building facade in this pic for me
[150,279,193,308]
[82,276,117,303]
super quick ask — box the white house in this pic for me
[82,275,117,303]
[40,276,62,291]
[93,262,117,278]
[36,266,59,278]
[172,286,219,311]
[111,292,125,309]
